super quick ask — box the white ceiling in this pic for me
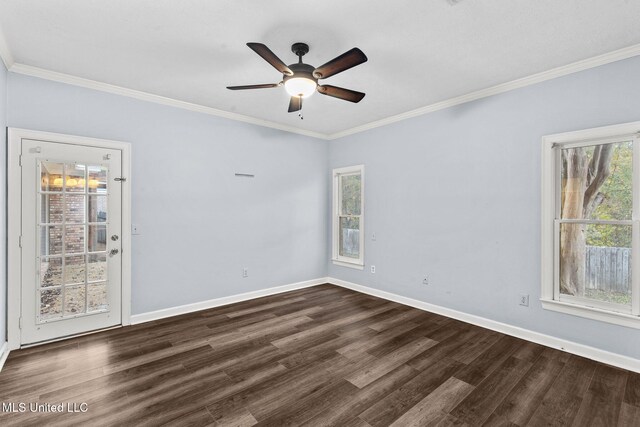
[1,0,640,138]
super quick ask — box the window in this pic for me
[542,122,640,328]
[333,165,364,269]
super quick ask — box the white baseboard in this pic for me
[0,342,9,373]
[130,277,329,324]
[328,277,640,374]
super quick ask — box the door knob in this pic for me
[109,249,119,256]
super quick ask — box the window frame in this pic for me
[541,121,640,329]
[332,165,365,269]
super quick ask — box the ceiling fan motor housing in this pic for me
[283,63,317,85]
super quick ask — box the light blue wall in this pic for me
[328,56,640,360]
[0,61,6,344]
[7,73,329,314]
[6,55,640,360]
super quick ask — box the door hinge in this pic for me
[114,177,127,182]
[18,317,22,329]
[18,154,22,167]
[19,235,22,248]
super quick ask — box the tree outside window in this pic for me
[559,141,633,308]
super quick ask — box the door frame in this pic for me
[7,128,132,350]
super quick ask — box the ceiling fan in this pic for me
[227,42,367,114]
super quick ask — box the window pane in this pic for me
[40,257,62,288]
[40,288,62,320]
[88,165,108,194]
[560,223,631,306]
[561,141,632,220]
[65,225,85,254]
[64,164,86,193]
[341,174,361,215]
[88,283,108,312]
[88,225,107,252]
[64,285,86,315]
[40,225,63,256]
[88,196,107,223]
[339,217,360,258]
[65,194,86,223]
[41,162,63,192]
[88,253,107,282]
[64,255,86,285]
[41,194,64,224]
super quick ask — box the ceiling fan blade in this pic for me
[247,43,293,76]
[313,48,367,79]
[288,96,302,113]
[317,85,365,103]
[226,83,280,90]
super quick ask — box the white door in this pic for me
[20,139,122,345]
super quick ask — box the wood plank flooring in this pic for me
[0,284,638,426]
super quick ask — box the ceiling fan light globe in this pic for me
[284,77,317,98]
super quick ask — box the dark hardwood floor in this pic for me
[1,284,639,426]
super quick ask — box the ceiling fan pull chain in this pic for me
[299,97,304,120]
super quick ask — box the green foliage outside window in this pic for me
[587,142,632,247]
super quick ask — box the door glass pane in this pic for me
[40,288,62,320]
[41,194,64,224]
[88,225,107,252]
[560,141,632,220]
[64,164,86,193]
[64,285,86,315]
[88,196,107,223]
[340,174,361,215]
[64,225,85,254]
[64,255,85,285]
[65,194,86,223]
[339,217,360,258]
[88,283,108,312]
[88,165,108,193]
[41,161,63,192]
[88,253,107,282]
[40,225,63,256]
[40,257,62,288]
[37,159,112,323]
[560,223,632,307]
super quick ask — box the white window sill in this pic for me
[332,259,364,270]
[541,298,640,329]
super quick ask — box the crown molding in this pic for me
[6,42,640,141]
[0,24,14,69]
[327,43,640,140]
[8,63,330,140]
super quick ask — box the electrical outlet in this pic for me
[132,224,140,235]
[370,265,376,274]
[372,232,376,241]
[242,267,248,278]
[519,294,529,306]
[422,277,429,285]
